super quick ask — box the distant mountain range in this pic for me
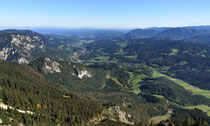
[31,28,127,39]
[154,28,209,40]
[123,26,210,41]
[123,29,159,39]
[2,25,210,41]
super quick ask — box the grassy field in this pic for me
[125,55,138,60]
[153,95,165,99]
[184,105,210,117]
[111,77,123,87]
[127,72,146,94]
[151,109,173,124]
[117,42,127,47]
[114,49,126,55]
[95,56,110,62]
[169,48,179,56]
[152,70,210,99]
[178,61,188,66]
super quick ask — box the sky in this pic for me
[0,0,210,29]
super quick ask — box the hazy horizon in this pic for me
[1,0,210,28]
[0,25,210,31]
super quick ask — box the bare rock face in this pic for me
[10,34,45,52]
[109,106,134,125]
[18,57,29,64]
[0,30,50,64]
[43,58,61,74]
[77,69,92,79]
[0,47,17,60]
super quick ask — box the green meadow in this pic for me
[152,70,210,99]
[184,105,210,117]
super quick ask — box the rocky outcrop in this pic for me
[77,69,92,79]
[43,58,61,74]
[10,34,45,51]
[0,30,48,64]
[109,106,134,125]
[0,47,16,60]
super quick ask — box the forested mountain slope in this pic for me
[0,60,103,125]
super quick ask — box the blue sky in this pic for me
[0,0,210,28]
